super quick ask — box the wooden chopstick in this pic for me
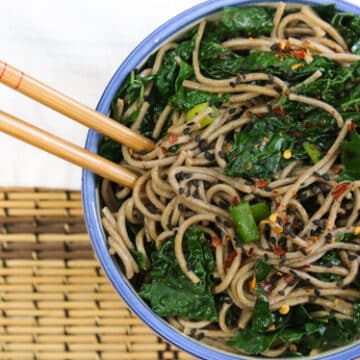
[0,60,155,152]
[0,110,138,188]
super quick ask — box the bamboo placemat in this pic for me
[0,188,196,360]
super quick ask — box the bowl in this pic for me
[82,1,360,359]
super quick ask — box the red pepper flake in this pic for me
[248,247,255,256]
[273,106,285,117]
[302,264,311,270]
[274,245,287,255]
[291,49,305,60]
[260,281,273,293]
[331,183,348,201]
[232,196,239,205]
[331,165,341,175]
[160,146,168,154]
[284,274,293,284]
[254,179,268,188]
[225,250,237,269]
[211,235,221,247]
[348,122,357,133]
[169,133,178,144]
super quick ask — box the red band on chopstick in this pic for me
[14,71,24,89]
[0,63,7,80]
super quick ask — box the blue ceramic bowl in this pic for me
[83,1,360,359]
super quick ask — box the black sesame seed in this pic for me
[270,237,276,245]
[179,187,185,195]
[187,121,195,126]
[225,297,233,304]
[318,183,328,193]
[197,332,205,340]
[271,43,278,51]
[313,171,321,178]
[300,247,307,256]
[288,278,297,287]
[190,329,197,336]
[264,186,272,192]
[229,107,237,114]
[199,140,208,152]
[192,179,199,187]
[312,219,321,227]
[279,236,287,247]
[264,253,269,261]
[215,215,222,223]
[302,278,311,286]
[229,81,236,88]
[138,150,148,155]
[314,288,321,296]
[148,205,157,214]
[195,135,202,143]
[309,295,318,303]
[278,290,285,296]
[310,229,318,236]
[310,183,318,193]
[348,254,357,261]
[322,173,330,181]
[175,172,185,181]
[336,280,344,288]
[219,200,230,210]
[183,127,190,135]
[205,151,215,161]
[325,233,333,242]
[218,151,226,160]
[178,204,185,211]
[184,173,193,179]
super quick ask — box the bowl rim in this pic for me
[82,1,360,359]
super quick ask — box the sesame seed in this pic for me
[348,254,357,261]
[215,215,222,223]
[197,332,205,340]
[192,179,199,187]
[190,329,197,336]
[195,135,202,143]
[312,219,321,227]
[148,205,157,214]
[183,127,190,135]
[336,280,344,288]
[187,121,195,126]
[175,172,185,181]
[229,81,236,88]
[271,43,278,51]
[314,288,320,296]
[313,171,321,178]
[318,183,328,193]
[184,173,193,179]
[278,290,285,296]
[300,247,307,256]
[179,187,185,195]
[204,151,215,161]
[288,278,297,286]
[229,107,237,114]
[325,233,333,242]
[309,295,318,303]
[199,140,208,152]
[264,253,269,261]
[225,297,233,304]
[270,237,276,245]
[138,150,148,155]
[178,204,185,211]
[322,173,330,181]
[264,186,272,192]
[218,151,226,159]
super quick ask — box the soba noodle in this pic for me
[100,2,360,357]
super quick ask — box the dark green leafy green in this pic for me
[227,328,278,355]
[130,249,149,271]
[139,226,217,321]
[313,4,336,23]
[339,130,360,181]
[315,250,342,282]
[332,12,360,53]
[355,298,360,330]
[98,137,122,163]
[225,111,338,180]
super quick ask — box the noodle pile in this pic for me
[100,2,360,357]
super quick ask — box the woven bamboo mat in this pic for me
[0,188,196,360]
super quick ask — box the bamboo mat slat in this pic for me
[0,188,196,360]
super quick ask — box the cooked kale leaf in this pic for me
[339,130,360,181]
[139,226,217,321]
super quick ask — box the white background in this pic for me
[0,0,358,189]
[0,0,203,189]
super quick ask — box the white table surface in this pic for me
[0,0,358,190]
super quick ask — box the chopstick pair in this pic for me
[0,61,155,188]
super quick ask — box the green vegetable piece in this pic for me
[227,328,278,355]
[355,297,360,330]
[303,142,321,164]
[230,202,260,243]
[185,102,218,128]
[250,202,271,223]
[339,130,360,181]
[139,226,217,321]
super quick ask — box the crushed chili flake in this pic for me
[331,165,341,175]
[308,236,319,242]
[348,122,357,133]
[211,236,221,247]
[284,274,293,284]
[232,196,239,205]
[274,245,287,255]
[273,226,283,234]
[302,264,311,269]
[160,146,168,154]
[225,250,237,269]
[248,247,255,256]
[273,106,285,117]
[254,179,269,188]
[291,49,305,60]
[331,183,348,201]
[169,134,178,144]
